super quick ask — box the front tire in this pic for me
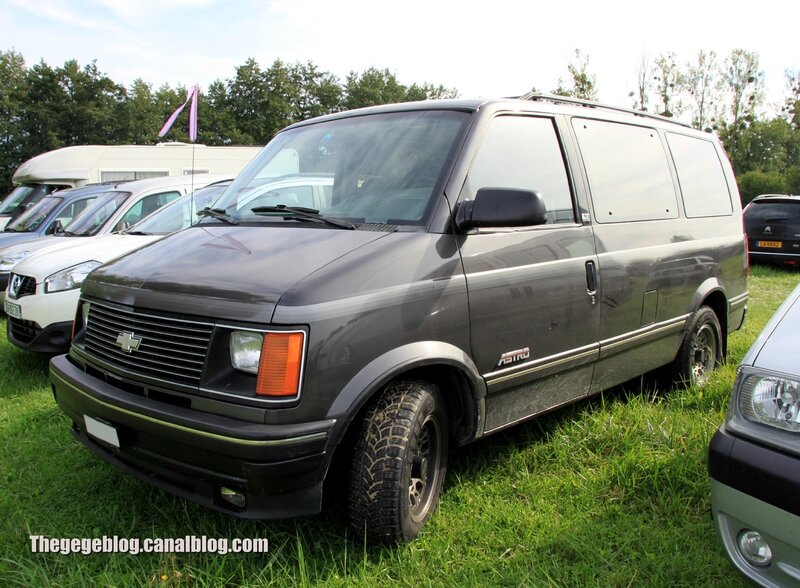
[671,305,722,386]
[348,380,448,544]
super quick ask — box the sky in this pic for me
[1,0,798,120]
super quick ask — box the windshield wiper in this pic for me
[250,205,355,230]
[197,207,239,225]
[125,230,151,236]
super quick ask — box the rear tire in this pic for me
[671,305,722,386]
[348,380,448,544]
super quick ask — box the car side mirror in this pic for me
[455,188,547,231]
[114,220,130,233]
[48,219,64,235]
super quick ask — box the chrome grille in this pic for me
[84,302,213,386]
[9,273,36,299]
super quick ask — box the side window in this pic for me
[120,191,181,226]
[465,116,576,224]
[573,119,678,223]
[666,132,733,217]
[54,197,97,226]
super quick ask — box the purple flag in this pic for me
[158,85,199,142]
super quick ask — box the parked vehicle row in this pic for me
[0,174,233,346]
[0,143,262,229]
[44,94,748,545]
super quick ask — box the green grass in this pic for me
[0,266,797,587]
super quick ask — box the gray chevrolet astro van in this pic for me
[50,94,748,544]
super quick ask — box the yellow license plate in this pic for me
[758,240,782,248]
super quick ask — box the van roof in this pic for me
[285,94,696,132]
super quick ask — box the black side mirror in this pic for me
[455,188,547,231]
[48,219,64,235]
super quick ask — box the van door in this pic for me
[456,115,601,433]
[570,118,694,391]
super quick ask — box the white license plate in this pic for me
[4,300,21,319]
[84,415,120,448]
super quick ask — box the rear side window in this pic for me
[666,133,733,217]
[464,115,576,224]
[573,119,678,223]
[745,202,800,224]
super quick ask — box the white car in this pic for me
[0,174,229,305]
[4,180,231,353]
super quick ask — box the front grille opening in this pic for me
[8,316,39,343]
[84,301,213,387]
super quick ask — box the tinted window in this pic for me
[573,119,677,223]
[465,116,575,224]
[667,133,732,217]
[745,202,800,224]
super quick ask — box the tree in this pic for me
[343,67,408,110]
[720,49,765,171]
[653,52,684,118]
[630,53,651,111]
[684,50,722,131]
[225,58,270,144]
[56,60,127,144]
[552,49,597,101]
[0,50,28,192]
[123,79,163,144]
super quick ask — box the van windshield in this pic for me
[63,191,129,236]
[212,110,468,227]
[4,196,62,232]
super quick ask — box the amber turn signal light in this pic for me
[255,332,305,397]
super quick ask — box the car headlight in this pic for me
[44,261,103,293]
[0,250,31,271]
[738,373,800,432]
[230,330,305,397]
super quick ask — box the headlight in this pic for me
[739,373,800,432]
[230,330,305,397]
[0,250,31,271]
[44,261,103,293]
[230,331,264,374]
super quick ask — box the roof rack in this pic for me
[517,92,692,128]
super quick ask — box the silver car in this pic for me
[710,283,800,586]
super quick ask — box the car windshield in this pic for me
[745,202,800,224]
[0,185,36,214]
[63,190,129,236]
[211,110,468,226]
[130,182,230,235]
[4,196,62,232]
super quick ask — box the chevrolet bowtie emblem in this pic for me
[115,331,143,352]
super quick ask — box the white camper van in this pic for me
[0,143,262,229]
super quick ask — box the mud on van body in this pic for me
[50,95,748,544]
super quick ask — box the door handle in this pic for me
[585,260,597,305]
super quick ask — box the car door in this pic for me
[456,114,601,432]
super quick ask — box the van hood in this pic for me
[83,225,390,323]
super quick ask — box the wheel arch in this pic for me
[690,278,729,358]
[326,341,486,448]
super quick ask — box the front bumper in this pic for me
[7,317,72,354]
[709,426,800,586]
[50,354,336,519]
